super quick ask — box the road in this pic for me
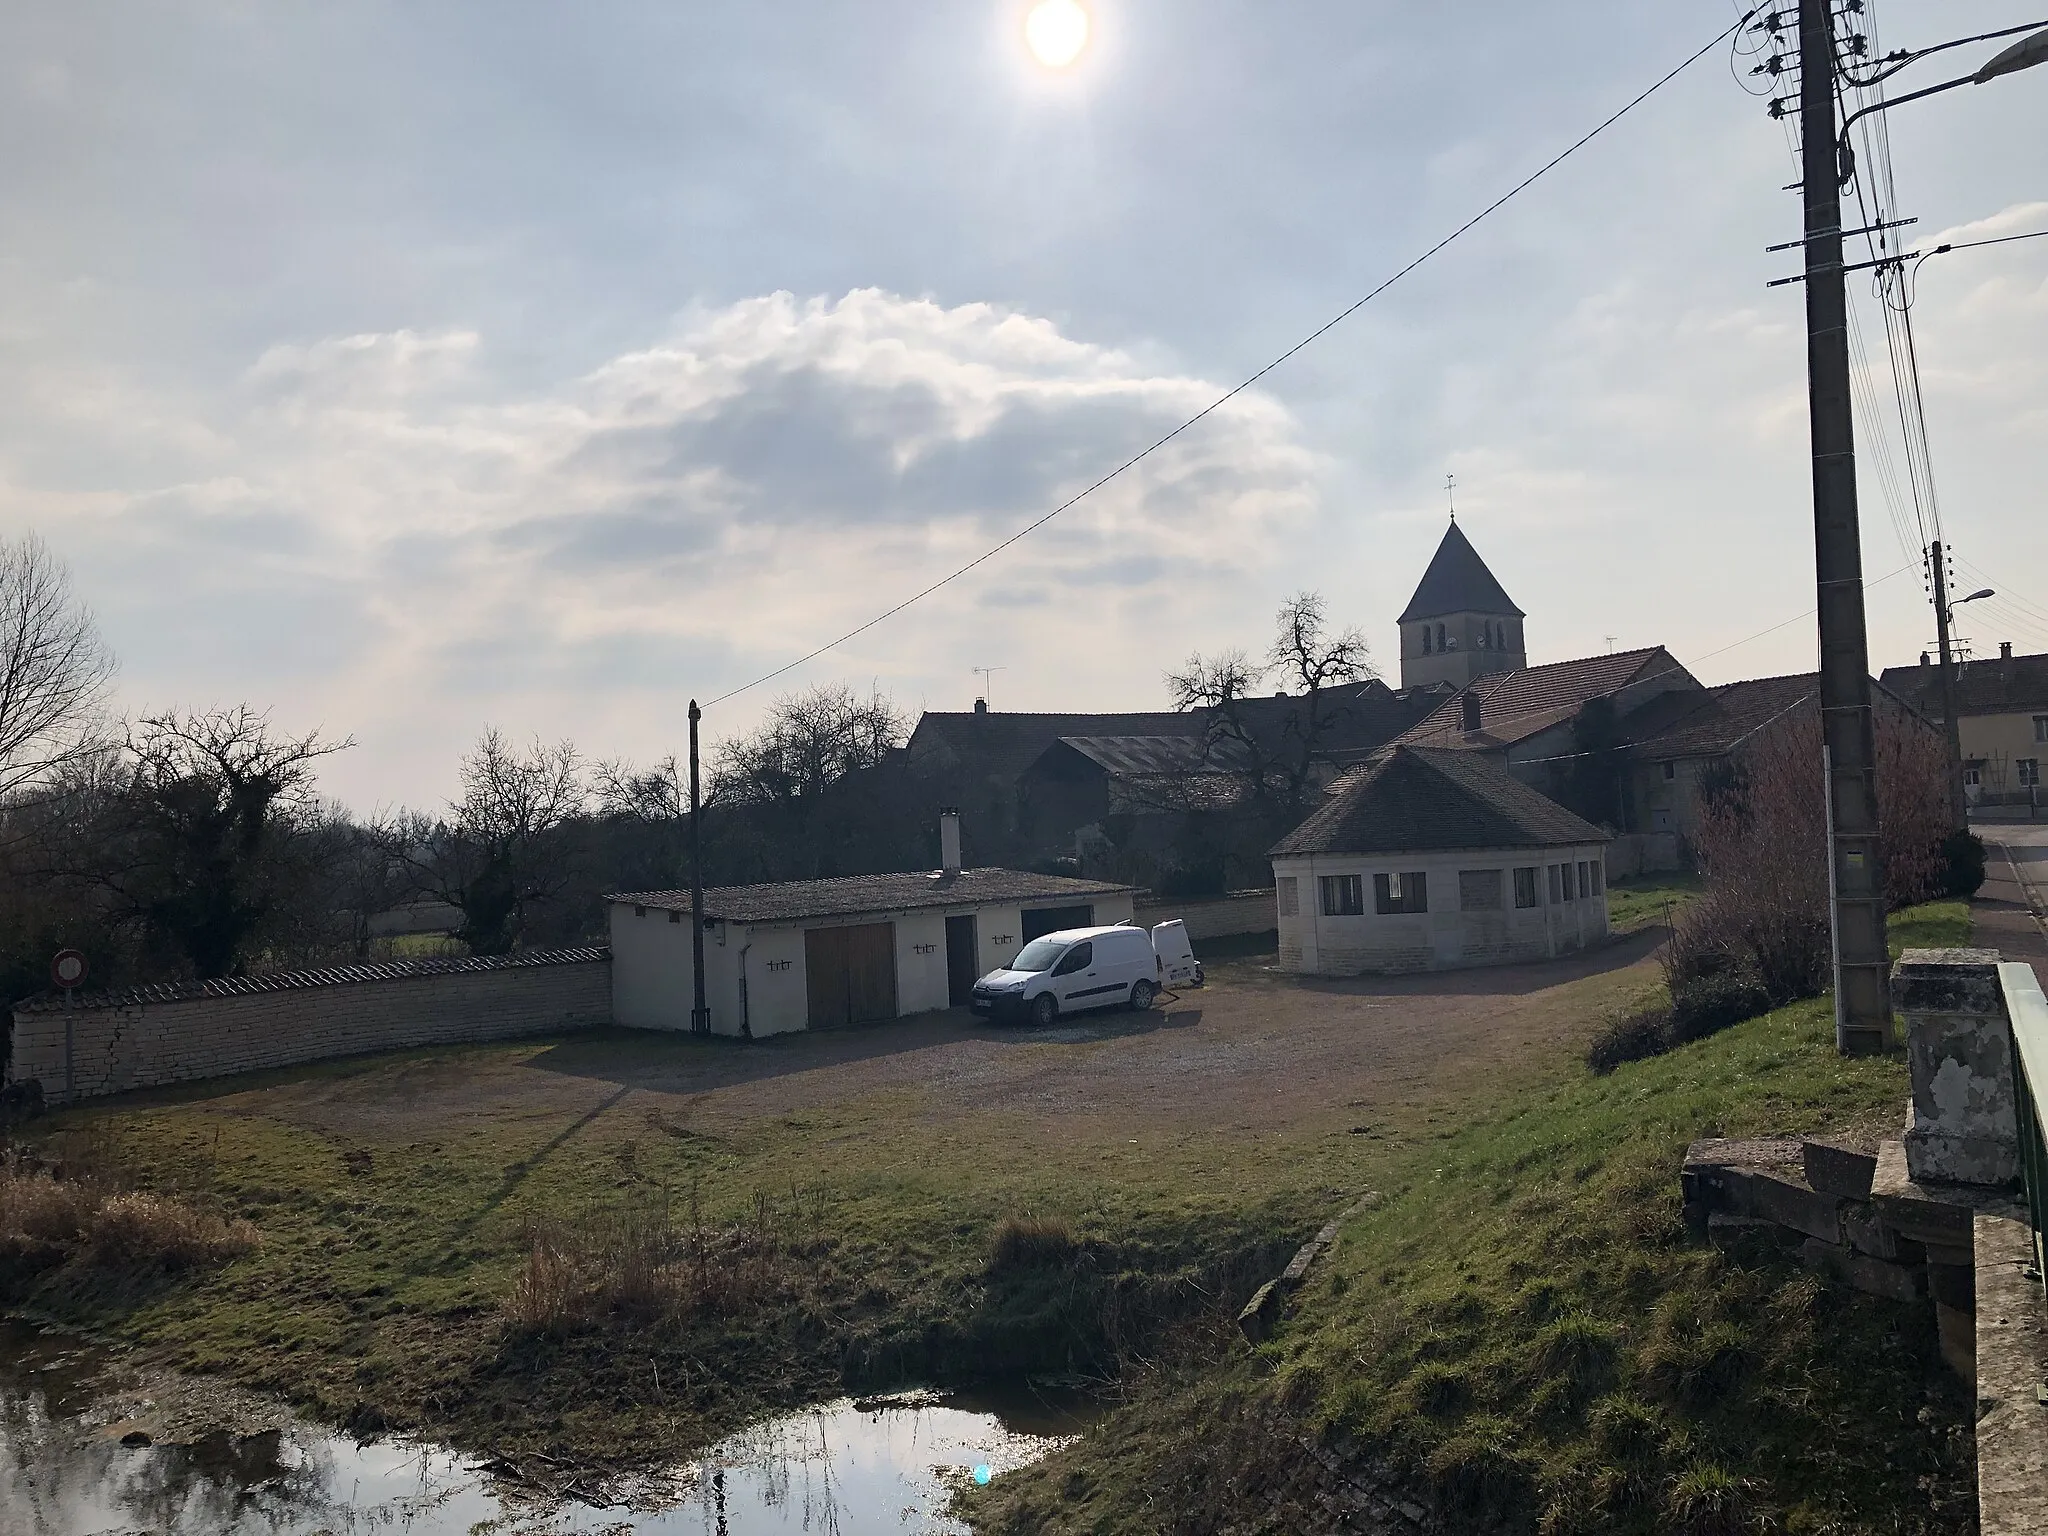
[1975,819,2048,982]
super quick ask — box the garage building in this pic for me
[608,839,1136,1037]
[1271,746,1610,975]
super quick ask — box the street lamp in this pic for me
[1959,588,1995,605]
[1839,24,2048,176]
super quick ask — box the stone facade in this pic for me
[7,950,611,1103]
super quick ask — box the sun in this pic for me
[1024,0,1090,69]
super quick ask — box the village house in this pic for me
[608,812,1135,1036]
[1271,746,1611,976]
[1880,643,2048,809]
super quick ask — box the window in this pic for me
[1276,877,1299,918]
[1052,941,1093,976]
[1459,869,1504,911]
[1576,861,1592,899]
[668,910,681,923]
[1476,625,1488,650]
[1320,874,1365,916]
[2022,759,2042,789]
[1435,623,1446,652]
[1375,872,1429,914]
[1421,627,1432,655]
[1591,861,1604,895]
[2035,715,2048,743]
[1964,765,1982,787]
[1661,761,1676,781]
[1548,864,1564,904]
[1514,867,1540,909]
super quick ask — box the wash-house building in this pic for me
[608,819,1135,1036]
[1271,746,1610,975]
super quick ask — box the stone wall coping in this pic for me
[1974,1211,2048,1534]
[14,946,611,1015]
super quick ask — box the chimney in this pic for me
[939,807,962,874]
[1459,691,1482,735]
[973,696,988,715]
[2003,641,2015,687]
[1919,651,1930,669]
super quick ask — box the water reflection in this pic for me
[0,1320,1093,1535]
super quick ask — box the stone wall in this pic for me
[7,949,611,1103]
[1133,888,1278,942]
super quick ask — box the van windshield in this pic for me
[1011,936,1071,972]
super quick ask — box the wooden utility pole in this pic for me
[689,698,710,1035]
[1798,0,1892,1054]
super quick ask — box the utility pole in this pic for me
[1927,540,1968,826]
[688,699,710,1035]
[1798,0,1891,1055]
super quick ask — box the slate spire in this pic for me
[1398,521,1525,624]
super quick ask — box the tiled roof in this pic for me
[1398,522,1525,623]
[1618,673,1819,761]
[1878,649,2048,720]
[1050,735,1256,777]
[610,867,1136,924]
[1273,747,1608,857]
[14,946,610,1016]
[904,681,1447,793]
[1393,647,1693,750]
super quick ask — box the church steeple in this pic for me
[1398,521,1526,689]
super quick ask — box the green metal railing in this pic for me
[2004,961,2048,1295]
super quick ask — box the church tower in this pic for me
[1398,521,1526,689]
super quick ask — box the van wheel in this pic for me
[1129,980,1157,1012]
[1030,993,1059,1028]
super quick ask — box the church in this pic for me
[1396,519,1529,689]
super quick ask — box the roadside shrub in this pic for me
[986,1213,1078,1273]
[1941,829,1987,898]
[1586,1007,1672,1074]
[1668,969,1774,1045]
[0,1161,257,1277]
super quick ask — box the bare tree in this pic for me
[0,533,116,798]
[712,685,908,808]
[93,708,352,979]
[1165,592,1376,818]
[403,730,586,956]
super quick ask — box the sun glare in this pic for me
[1024,0,1090,69]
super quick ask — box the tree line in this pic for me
[0,533,931,1004]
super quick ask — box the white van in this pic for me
[970,925,1162,1027]
[1150,919,1204,988]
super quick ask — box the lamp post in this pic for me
[1783,1,2048,1054]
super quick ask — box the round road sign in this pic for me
[51,949,88,990]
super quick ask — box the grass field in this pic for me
[3,901,1977,1533]
[963,900,1976,1535]
[1604,871,1704,936]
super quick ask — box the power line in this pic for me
[704,10,1758,710]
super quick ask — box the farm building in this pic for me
[1271,746,1610,975]
[608,816,1135,1036]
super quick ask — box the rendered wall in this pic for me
[9,957,611,1104]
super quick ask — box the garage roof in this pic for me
[609,868,1137,925]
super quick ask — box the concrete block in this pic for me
[1802,1139,1877,1199]
[1893,949,2019,1186]
[1870,1138,2001,1251]
[1975,1212,2048,1534]
[1798,1238,1924,1303]
[1750,1171,1844,1245]
[1840,1201,1914,1263]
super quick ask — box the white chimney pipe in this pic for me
[939,808,962,874]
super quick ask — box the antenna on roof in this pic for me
[972,666,1006,710]
[1445,473,1457,522]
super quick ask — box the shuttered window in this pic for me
[1513,867,1540,909]
[1320,874,1365,916]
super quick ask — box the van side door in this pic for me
[1050,940,1102,1009]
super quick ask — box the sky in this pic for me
[2,0,2044,811]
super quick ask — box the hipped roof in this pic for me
[1272,746,1608,857]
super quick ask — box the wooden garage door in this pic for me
[805,923,898,1029]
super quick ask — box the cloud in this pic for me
[2,290,1321,805]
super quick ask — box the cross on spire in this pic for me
[1445,473,1457,521]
